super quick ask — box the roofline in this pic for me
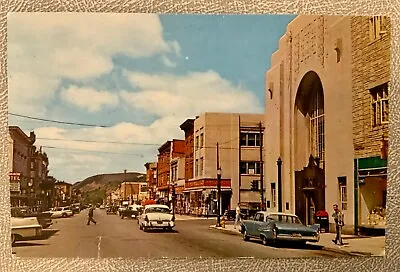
[158,140,172,152]
[179,118,195,131]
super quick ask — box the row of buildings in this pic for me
[8,126,80,211]
[143,15,390,235]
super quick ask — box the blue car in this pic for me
[240,211,320,246]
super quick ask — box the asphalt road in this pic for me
[13,209,348,258]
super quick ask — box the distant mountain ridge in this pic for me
[73,172,146,204]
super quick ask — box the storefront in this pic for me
[183,179,232,216]
[356,156,387,235]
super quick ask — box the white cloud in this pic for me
[7,13,181,116]
[120,70,263,118]
[60,85,119,112]
[161,55,177,68]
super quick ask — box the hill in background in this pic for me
[73,172,146,204]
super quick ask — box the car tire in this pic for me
[143,226,148,232]
[11,234,16,246]
[261,235,268,246]
[139,224,143,230]
[62,213,67,218]
[243,229,250,241]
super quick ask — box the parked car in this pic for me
[138,204,175,232]
[50,207,73,218]
[106,206,118,215]
[11,216,42,245]
[120,204,142,219]
[11,207,53,229]
[240,211,320,246]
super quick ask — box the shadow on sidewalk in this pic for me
[13,242,48,248]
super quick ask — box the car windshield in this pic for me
[145,207,170,214]
[268,214,302,224]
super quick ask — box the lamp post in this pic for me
[216,168,222,227]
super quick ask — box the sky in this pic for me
[7,13,295,183]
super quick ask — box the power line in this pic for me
[41,145,148,157]
[9,112,110,128]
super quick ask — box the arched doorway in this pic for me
[294,71,326,226]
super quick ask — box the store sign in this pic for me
[10,181,20,192]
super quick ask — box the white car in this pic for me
[138,204,175,232]
[50,207,73,218]
[11,216,42,245]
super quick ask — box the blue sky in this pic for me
[7,13,295,183]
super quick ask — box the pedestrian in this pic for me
[332,204,344,245]
[87,205,97,225]
[234,203,241,229]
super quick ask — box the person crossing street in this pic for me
[87,205,97,225]
[234,203,241,229]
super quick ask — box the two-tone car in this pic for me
[11,216,43,246]
[240,211,320,246]
[138,204,175,232]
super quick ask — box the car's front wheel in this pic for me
[62,213,67,218]
[261,235,268,246]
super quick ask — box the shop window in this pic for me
[338,176,347,211]
[371,83,389,127]
[271,183,276,208]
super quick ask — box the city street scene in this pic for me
[7,13,388,258]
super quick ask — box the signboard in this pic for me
[10,182,20,192]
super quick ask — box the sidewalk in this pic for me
[209,223,385,257]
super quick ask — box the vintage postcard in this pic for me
[7,13,388,258]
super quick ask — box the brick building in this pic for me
[9,126,36,207]
[30,146,50,208]
[351,16,390,233]
[264,15,390,234]
[144,162,157,200]
[55,181,72,207]
[156,139,185,204]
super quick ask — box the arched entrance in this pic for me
[294,71,326,226]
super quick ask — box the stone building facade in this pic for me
[264,15,390,234]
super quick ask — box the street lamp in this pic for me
[216,168,222,227]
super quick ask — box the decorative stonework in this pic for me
[316,16,325,67]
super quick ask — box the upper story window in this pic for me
[369,16,386,41]
[240,132,262,147]
[195,135,199,150]
[240,161,261,175]
[199,133,204,148]
[371,83,389,127]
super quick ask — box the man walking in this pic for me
[234,203,241,229]
[87,205,97,225]
[332,204,344,245]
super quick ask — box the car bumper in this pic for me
[276,234,320,243]
[144,221,175,228]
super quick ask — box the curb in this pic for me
[209,226,242,236]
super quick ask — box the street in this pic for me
[13,209,349,258]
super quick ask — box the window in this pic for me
[309,84,325,169]
[200,133,204,148]
[271,183,276,208]
[240,132,262,147]
[369,16,385,41]
[338,177,347,211]
[195,159,199,177]
[199,157,203,176]
[371,83,389,127]
[195,136,199,150]
[240,161,261,175]
[258,214,264,222]
[30,161,35,170]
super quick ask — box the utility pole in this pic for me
[259,121,264,211]
[277,157,283,212]
[124,169,127,201]
[216,142,222,227]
